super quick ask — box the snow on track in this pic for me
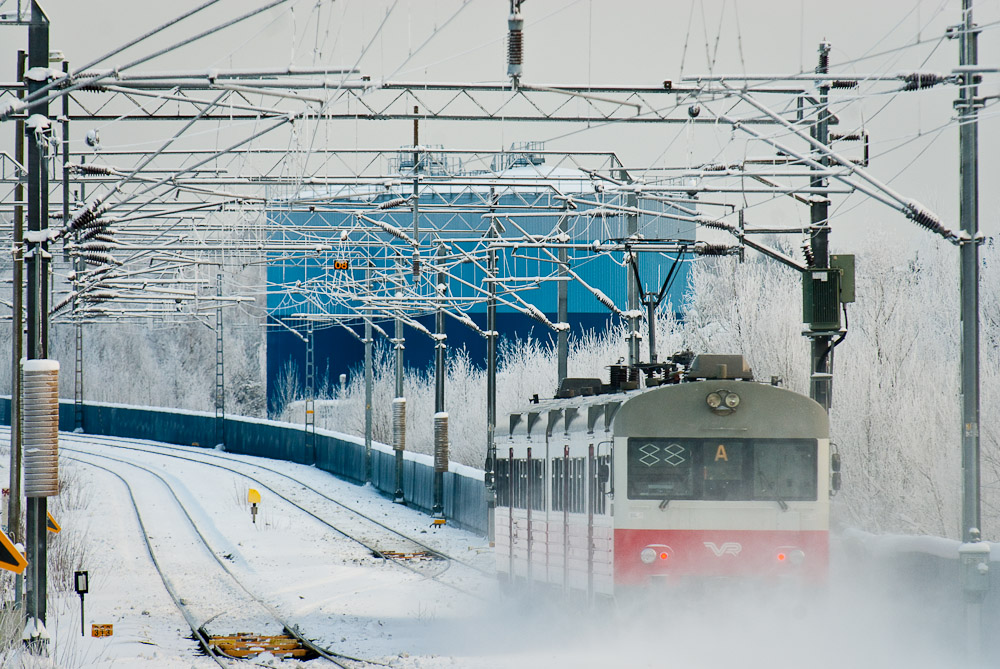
[31,430,501,666]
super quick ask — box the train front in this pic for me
[611,355,832,591]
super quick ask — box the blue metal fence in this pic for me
[0,398,488,534]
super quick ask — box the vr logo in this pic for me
[334,259,350,270]
[704,541,742,557]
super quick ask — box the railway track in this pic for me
[59,432,494,593]
[63,450,378,668]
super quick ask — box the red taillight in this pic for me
[659,552,669,561]
[777,552,786,562]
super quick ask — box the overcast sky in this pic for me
[3,0,999,250]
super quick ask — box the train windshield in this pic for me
[626,438,817,502]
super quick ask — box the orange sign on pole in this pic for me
[0,530,26,574]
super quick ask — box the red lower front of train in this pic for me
[614,529,829,586]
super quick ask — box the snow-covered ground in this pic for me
[0,430,983,668]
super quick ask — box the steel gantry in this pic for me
[0,2,988,645]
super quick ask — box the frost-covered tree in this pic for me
[0,264,267,418]
[830,239,961,536]
[978,239,1000,538]
[678,246,809,394]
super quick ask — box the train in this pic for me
[494,353,836,599]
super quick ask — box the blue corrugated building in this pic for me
[265,148,695,411]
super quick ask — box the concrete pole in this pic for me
[433,244,446,518]
[434,243,446,413]
[957,0,982,545]
[25,0,51,632]
[393,269,405,503]
[486,240,497,542]
[364,264,373,483]
[626,193,640,368]
[557,211,568,385]
[8,48,26,614]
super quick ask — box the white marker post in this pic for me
[74,571,88,636]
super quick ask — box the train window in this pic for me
[514,459,527,509]
[753,440,817,501]
[702,441,748,500]
[530,459,546,511]
[571,458,585,513]
[627,439,695,500]
[496,459,511,507]
[553,458,586,513]
[626,438,817,501]
[591,455,610,515]
[551,459,564,512]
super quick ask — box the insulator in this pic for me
[697,244,735,256]
[590,287,618,313]
[901,72,942,91]
[412,250,421,279]
[79,228,116,243]
[377,197,408,210]
[831,80,859,89]
[79,265,115,281]
[22,359,60,497]
[507,13,524,79]
[905,200,955,240]
[50,292,75,314]
[433,412,449,473]
[817,42,830,73]
[696,215,737,233]
[67,203,108,234]
[80,251,118,266]
[802,244,815,266]
[81,217,114,231]
[75,73,108,92]
[830,133,862,142]
[392,397,406,451]
[72,163,115,176]
[369,217,413,244]
[84,290,118,302]
[525,304,551,327]
[79,241,116,253]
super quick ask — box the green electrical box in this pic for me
[830,254,855,303]
[803,268,842,331]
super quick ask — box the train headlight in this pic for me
[776,548,805,565]
[707,390,739,414]
[640,545,672,564]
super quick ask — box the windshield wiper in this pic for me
[658,498,670,510]
[757,470,789,511]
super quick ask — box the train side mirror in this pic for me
[598,463,610,484]
[829,448,842,494]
